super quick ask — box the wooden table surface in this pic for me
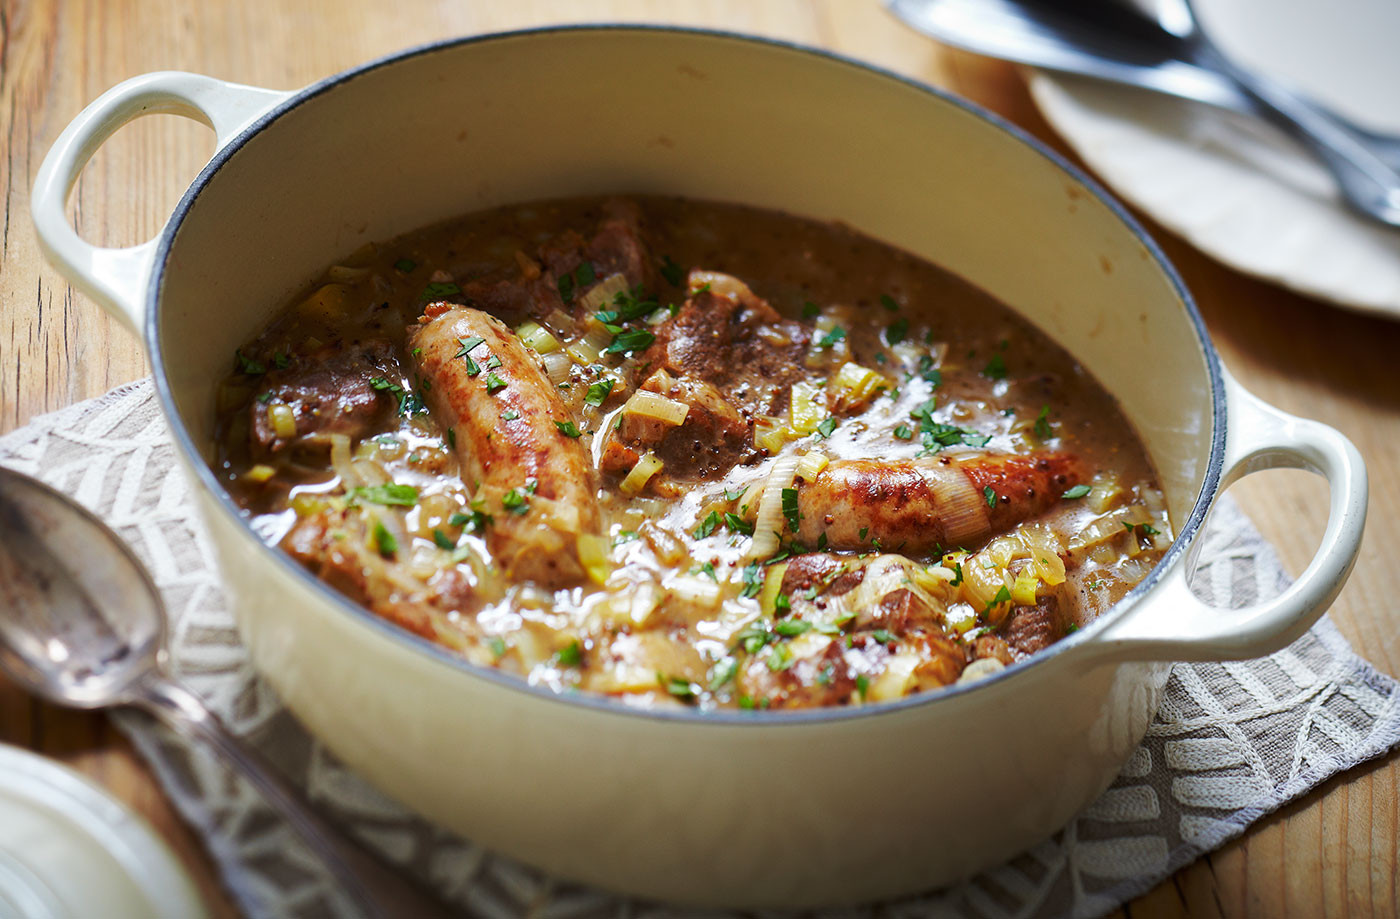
[2,1,1398,916]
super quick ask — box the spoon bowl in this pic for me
[0,469,164,708]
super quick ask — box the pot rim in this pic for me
[147,24,1226,726]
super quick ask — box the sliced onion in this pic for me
[579,272,629,312]
[329,433,360,488]
[923,462,990,547]
[623,390,689,425]
[794,451,829,483]
[545,309,577,338]
[687,269,752,302]
[750,454,801,559]
[541,350,573,386]
[267,403,297,440]
[326,265,370,283]
[620,452,664,495]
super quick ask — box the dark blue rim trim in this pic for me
[148,24,1225,727]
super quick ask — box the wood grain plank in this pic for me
[2,2,1399,918]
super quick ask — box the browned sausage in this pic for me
[409,305,600,587]
[795,452,1084,553]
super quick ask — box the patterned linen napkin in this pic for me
[3,379,1398,919]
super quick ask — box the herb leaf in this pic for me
[817,326,846,349]
[484,373,507,394]
[584,379,614,406]
[555,419,582,438]
[885,317,909,345]
[693,510,721,540]
[815,416,837,439]
[353,483,419,506]
[984,486,998,508]
[606,328,656,355]
[1062,484,1092,499]
[372,520,397,557]
[781,488,801,532]
[660,255,685,287]
[420,281,462,302]
[455,336,485,359]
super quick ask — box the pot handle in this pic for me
[1089,371,1367,662]
[31,72,294,334]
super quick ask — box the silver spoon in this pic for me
[885,0,1400,227]
[0,466,455,919]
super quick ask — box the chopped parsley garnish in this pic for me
[802,301,821,319]
[419,281,461,302]
[613,530,639,545]
[660,255,685,287]
[484,373,507,394]
[775,618,811,637]
[781,488,801,532]
[661,674,697,701]
[462,356,480,376]
[697,561,718,580]
[488,637,507,658]
[707,657,738,690]
[859,526,869,542]
[855,675,870,699]
[272,352,291,370]
[605,328,656,355]
[584,379,614,406]
[501,487,531,514]
[554,419,582,438]
[909,398,991,455]
[353,483,419,506]
[983,585,1012,614]
[815,417,837,439]
[256,392,273,404]
[893,424,913,440]
[982,352,1008,379]
[369,376,426,416]
[557,272,575,303]
[693,511,721,540]
[816,532,828,551]
[766,642,795,672]
[1062,484,1092,499]
[917,354,942,386]
[1035,404,1053,440]
[774,593,792,615]
[948,561,964,586]
[485,355,502,370]
[1124,521,1160,537]
[235,349,266,375]
[501,409,520,421]
[871,629,897,645]
[885,317,909,345]
[984,486,998,508]
[394,258,416,273]
[725,485,749,502]
[734,620,773,654]
[880,294,900,312]
[555,641,583,667]
[371,520,397,557]
[575,261,596,287]
[816,326,846,349]
[450,507,492,533]
[455,336,485,358]
[740,563,764,599]
[432,529,455,550]
[724,512,754,536]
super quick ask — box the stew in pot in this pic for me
[215,196,1170,710]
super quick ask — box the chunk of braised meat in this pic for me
[249,341,397,459]
[778,553,865,600]
[459,198,652,324]
[598,370,753,492]
[283,507,480,642]
[737,637,857,709]
[637,271,810,417]
[1001,597,1065,657]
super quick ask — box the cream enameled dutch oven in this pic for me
[32,27,1367,908]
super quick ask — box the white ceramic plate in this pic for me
[1028,0,1400,317]
[0,744,207,919]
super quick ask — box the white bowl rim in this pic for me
[146,24,1227,726]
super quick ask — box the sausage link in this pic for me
[410,305,599,587]
[796,452,1083,553]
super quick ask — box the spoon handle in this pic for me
[132,674,454,919]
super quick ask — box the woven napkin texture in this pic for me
[3,379,1398,919]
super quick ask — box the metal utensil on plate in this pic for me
[0,466,455,919]
[885,0,1400,227]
